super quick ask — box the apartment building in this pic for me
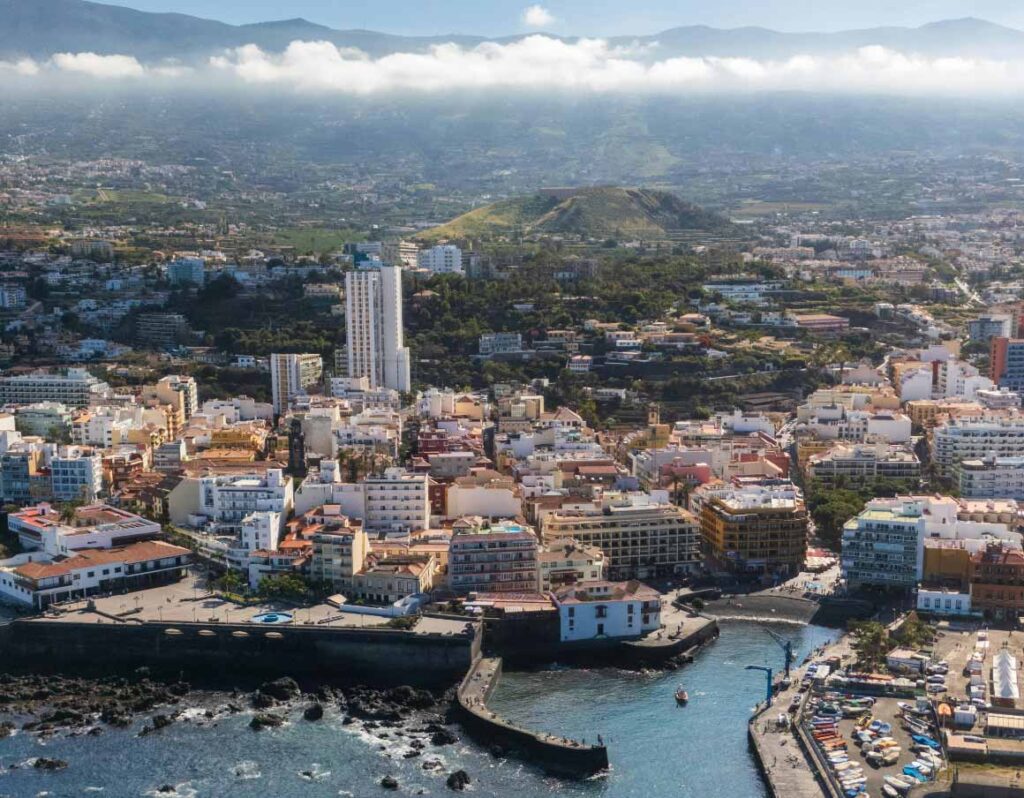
[135,313,190,350]
[970,544,1024,620]
[270,353,323,414]
[448,520,540,595]
[345,265,410,393]
[167,257,205,286]
[168,468,293,534]
[479,332,524,356]
[541,496,701,580]
[293,464,430,534]
[417,244,463,275]
[807,442,921,489]
[699,483,809,577]
[958,456,1024,499]
[363,468,432,534]
[841,495,1021,590]
[0,368,110,407]
[538,538,606,591]
[309,523,370,593]
[991,337,1024,392]
[51,446,103,502]
[932,418,1024,477]
[14,402,72,438]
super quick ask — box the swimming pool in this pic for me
[251,612,293,624]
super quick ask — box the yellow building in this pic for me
[905,399,983,430]
[796,438,833,473]
[922,539,972,588]
[210,425,267,453]
[699,486,809,576]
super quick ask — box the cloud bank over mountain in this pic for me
[3,35,1024,96]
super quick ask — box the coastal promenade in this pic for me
[748,633,857,798]
[1,576,480,687]
[455,656,610,777]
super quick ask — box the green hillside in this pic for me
[418,187,732,242]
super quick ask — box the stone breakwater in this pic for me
[455,657,610,778]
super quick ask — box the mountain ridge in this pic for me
[2,1,1023,61]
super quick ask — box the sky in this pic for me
[97,0,1024,37]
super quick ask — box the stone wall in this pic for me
[4,618,478,688]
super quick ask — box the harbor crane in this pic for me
[762,627,794,678]
[745,665,774,706]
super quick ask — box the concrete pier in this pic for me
[454,656,609,778]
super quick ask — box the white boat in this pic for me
[883,785,900,798]
[885,775,913,791]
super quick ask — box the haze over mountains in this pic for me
[2,0,1024,61]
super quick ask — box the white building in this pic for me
[270,353,323,414]
[9,503,161,556]
[50,447,102,502]
[345,265,411,392]
[239,511,281,552]
[14,402,72,438]
[0,540,190,609]
[293,463,430,534]
[553,580,662,643]
[917,587,973,617]
[841,495,1021,589]
[169,468,293,534]
[958,456,1024,500]
[479,332,523,356]
[0,368,110,408]
[417,244,463,275]
[933,417,1024,477]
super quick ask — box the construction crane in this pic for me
[745,665,774,706]
[762,627,795,678]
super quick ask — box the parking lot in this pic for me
[826,696,942,797]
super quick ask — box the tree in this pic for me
[892,612,934,649]
[850,620,889,669]
[218,570,246,595]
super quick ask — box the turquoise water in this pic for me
[0,621,836,797]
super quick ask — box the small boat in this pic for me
[883,785,900,798]
[675,687,689,705]
[881,749,901,766]
[884,775,913,793]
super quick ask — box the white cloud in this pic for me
[204,38,1024,97]
[523,5,555,28]
[51,52,145,79]
[0,58,40,76]
[7,39,1024,97]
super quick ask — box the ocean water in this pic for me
[0,621,836,798]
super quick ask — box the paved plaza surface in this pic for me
[35,571,473,637]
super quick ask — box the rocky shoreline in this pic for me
[0,669,480,791]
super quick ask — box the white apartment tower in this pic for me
[270,353,323,414]
[345,265,411,393]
